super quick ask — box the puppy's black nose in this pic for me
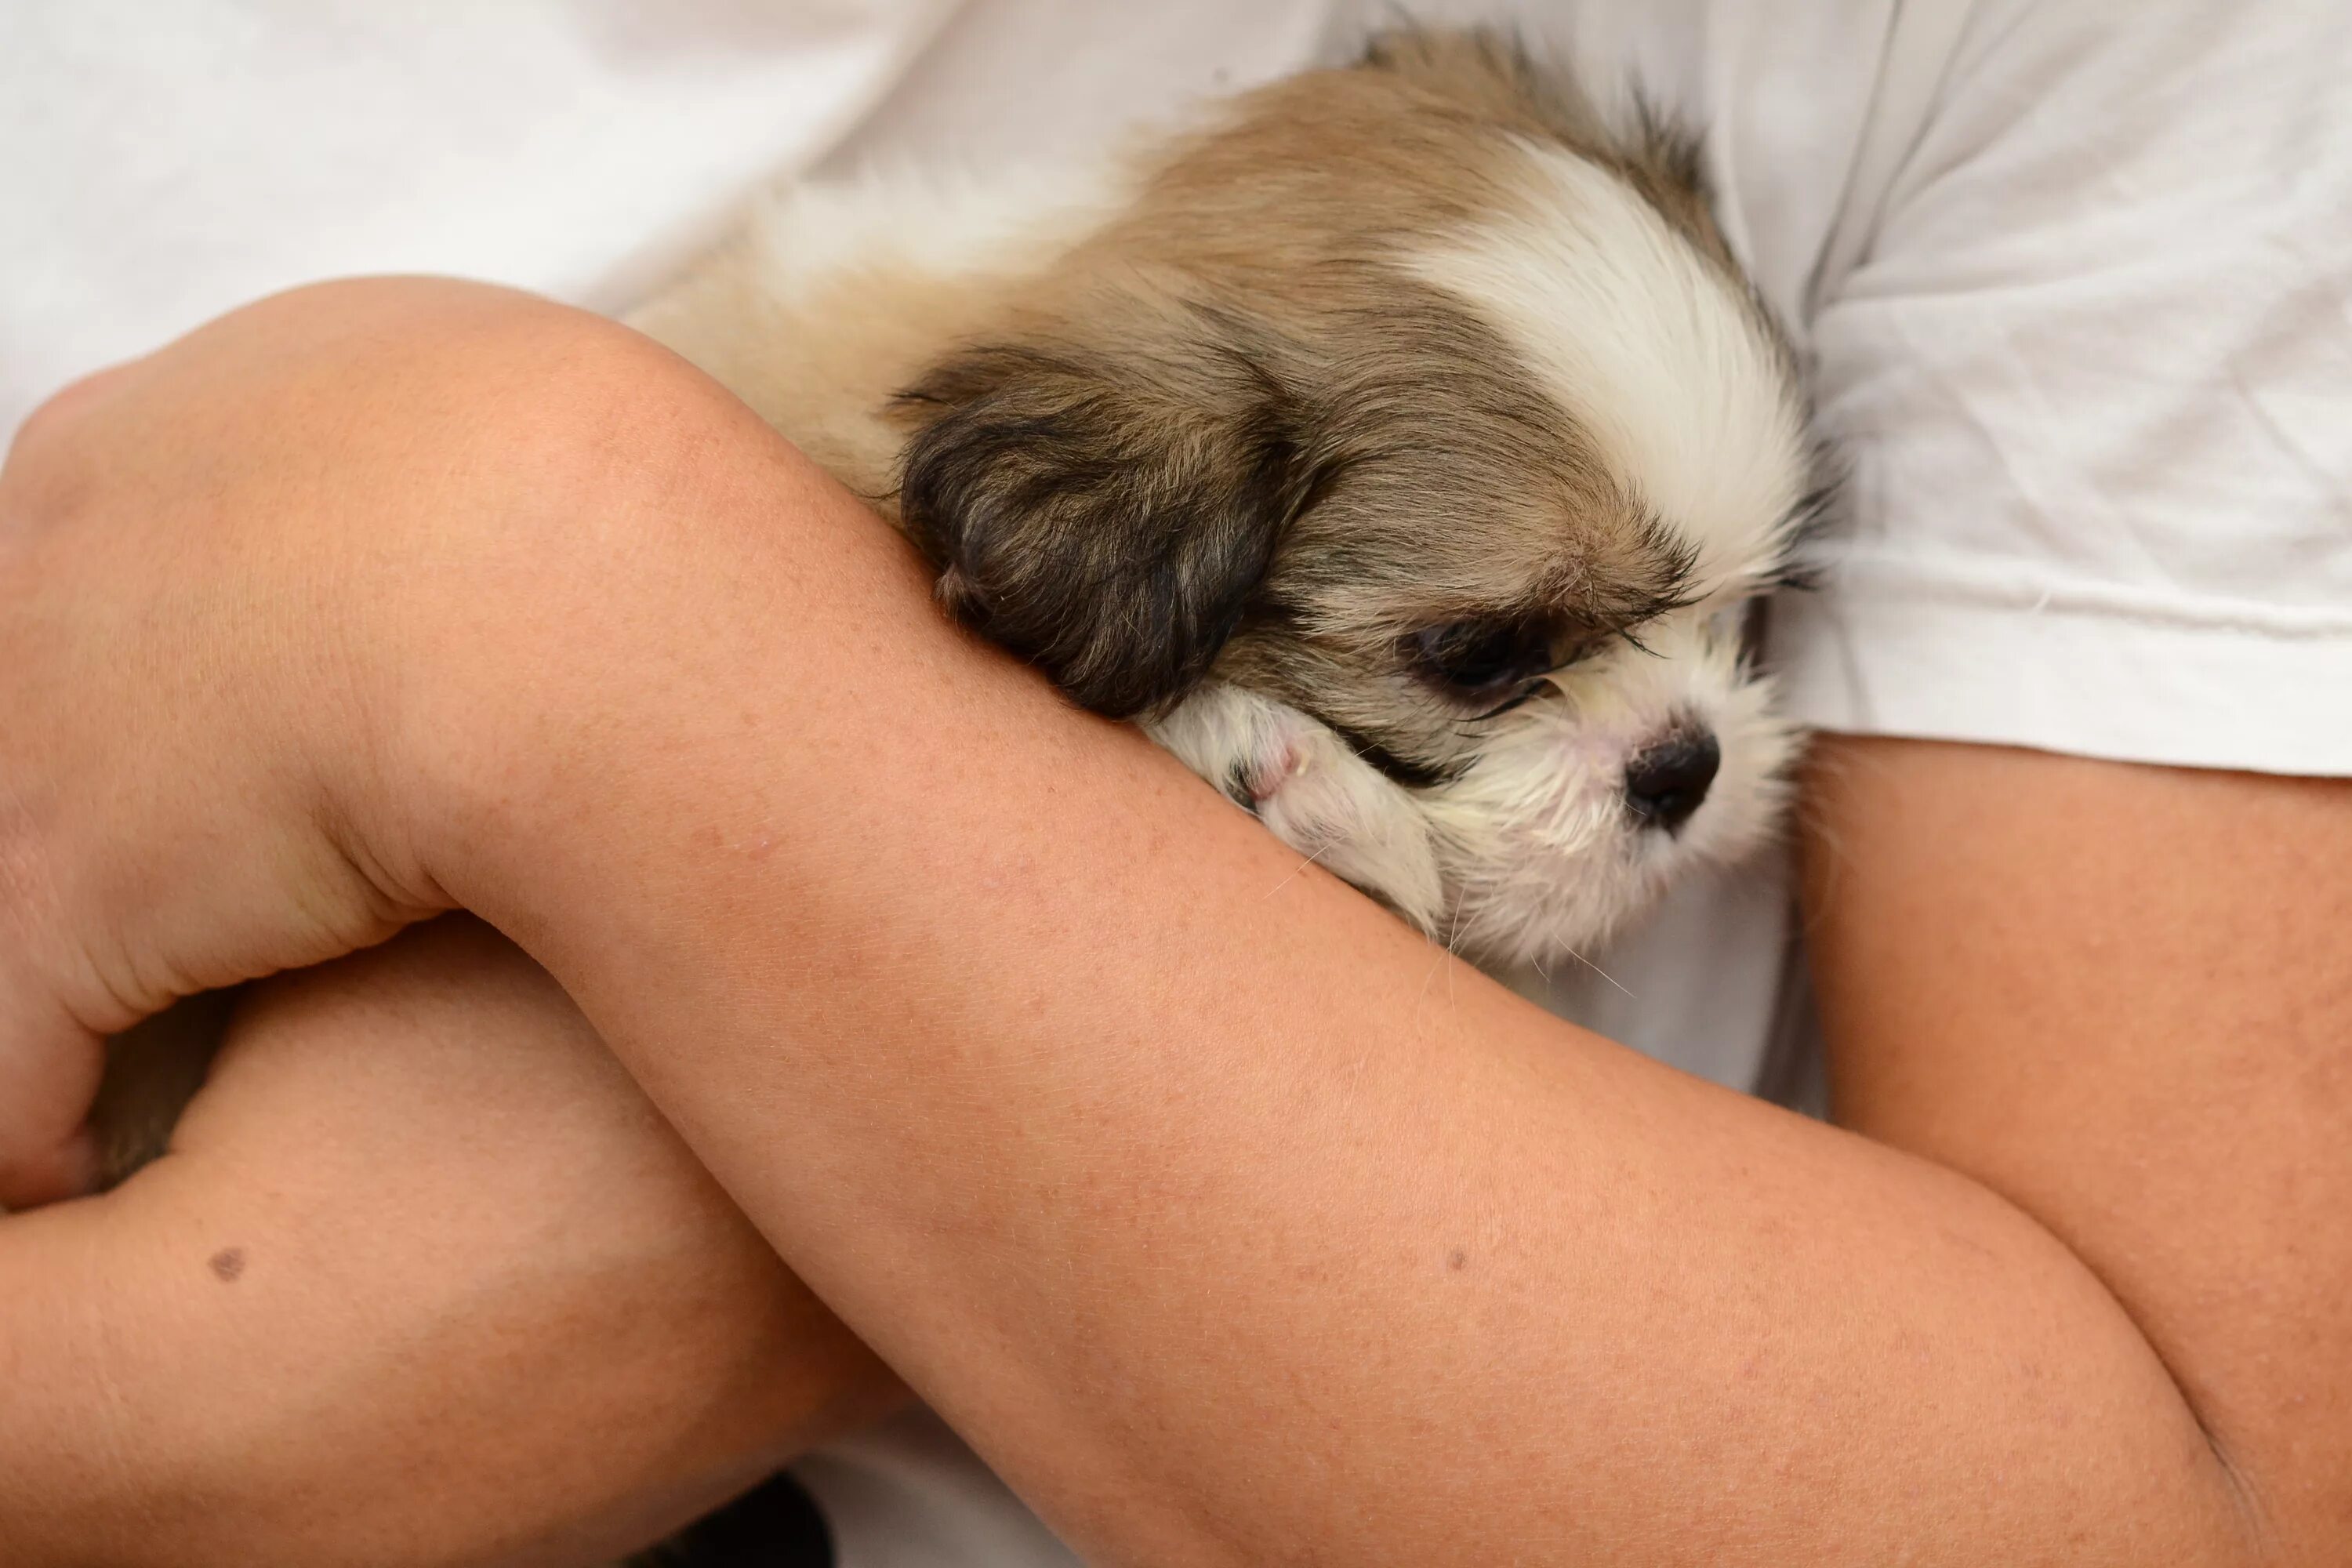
[1624,731,1720,835]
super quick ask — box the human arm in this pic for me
[0,914,903,1566]
[434,536,2339,1566]
[380,296,2344,1563]
[5,278,2344,1564]
[1801,737,2351,1546]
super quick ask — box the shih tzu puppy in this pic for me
[630,27,1817,967]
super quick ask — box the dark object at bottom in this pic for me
[630,1469,835,1567]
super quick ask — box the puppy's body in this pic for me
[633,31,1814,965]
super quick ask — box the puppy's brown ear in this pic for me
[894,324,1315,719]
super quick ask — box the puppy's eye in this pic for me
[1410,619,1555,694]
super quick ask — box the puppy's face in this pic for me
[892,34,1819,964]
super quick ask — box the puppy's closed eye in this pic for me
[1409,617,1563,696]
[894,314,1322,719]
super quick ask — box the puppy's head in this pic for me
[892,31,1820,964]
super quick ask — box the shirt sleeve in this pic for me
[1772,0,2352,776]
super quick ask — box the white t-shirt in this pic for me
[9,2,2349,1563]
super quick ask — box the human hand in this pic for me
[0,915,902,1566]
[0,278,726,1204]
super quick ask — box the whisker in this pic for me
[1417,935,1452,1003]
[1442,883,1472,1012]
[1262,840,1336,898]
[1563,944,1635,1000]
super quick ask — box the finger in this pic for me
[0,1126,100,1211]
[0,1004,104,1208]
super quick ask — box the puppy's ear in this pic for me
[894,321,1315,719]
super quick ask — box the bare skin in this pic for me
[0,916,903,1566]
[2,279,2347,1564]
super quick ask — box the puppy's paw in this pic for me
[1149,682,1444,932]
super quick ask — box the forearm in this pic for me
[403,382,2257,1564]
[0,920,902,1567]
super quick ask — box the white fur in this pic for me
[1406,141,1809,597]
[742,158,1131,310]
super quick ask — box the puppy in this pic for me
[630,27,1817,969]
